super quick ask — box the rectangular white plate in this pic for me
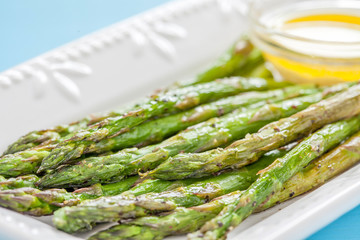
[1,0,359,239]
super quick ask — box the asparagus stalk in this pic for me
[37,86,325,188]
[2,107,127,156]
[178,38,258,87]
[90,130,360,240]
[0,176,138,215]
[90,191,242,240]
[3,131,61,156]
[244,63,272,79]
[0,175,199,216]
[233,48,264,77]
[0,174,39,190]
[256,130,360,211]
[39,77,289,173]
[0,145,54,177]
[149,83,360,180]
[52,145,293,233]
[190,116,360,240]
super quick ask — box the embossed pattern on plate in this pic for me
[0,0,359,239]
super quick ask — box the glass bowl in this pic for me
[248,0,360,85]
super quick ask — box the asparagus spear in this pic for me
[39,77,289,173]
[52,145,293,233]
[244,63,272,79]
[233,48,264,77]
[0,145,54,177]
[3,131,61,156]
[190,116,360,240]
[178,38,258,87]
[90,130,360,240]
[149,83,360,180]
[257,130,360,211]
[0,175,200,215]
[0,176,138,215]
[2,107,125,156]
[0,187,58,216]
[37,86,326,188]
[0,174,39,190]
[90,191,242,240]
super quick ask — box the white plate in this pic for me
[0,0,359,239]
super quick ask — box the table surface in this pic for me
[1,1,359,239]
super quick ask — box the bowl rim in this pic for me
[248,0,360,46]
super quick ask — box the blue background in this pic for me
[1,1,359,239]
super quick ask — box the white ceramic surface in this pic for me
[0,0,359,239]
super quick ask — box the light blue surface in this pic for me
[0,1,359,240]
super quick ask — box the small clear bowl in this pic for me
[248,0,360,85]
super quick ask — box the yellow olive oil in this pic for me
[263,13,360,84]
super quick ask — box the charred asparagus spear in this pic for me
[190,116,360,240]
[37,85,331,188]
[39,77,289,173]
[149,83,360,180]
[52,145,294,233]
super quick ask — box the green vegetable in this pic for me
[178,37,259,87]
[90,131,360,240]
[0,145,54,177]
[150,84,360,180]
[0,174,40,190]
[37,85,324,188]
[39,77,290,173]
[257,130,360,210]
[52,145,293,233]
[190,116,360,239]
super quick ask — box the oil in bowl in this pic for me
[249,0,360,85]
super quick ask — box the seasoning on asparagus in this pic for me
[52,145,293,233]
[149,84,360,180]
[37,85,326,188]
[189,116,360,240]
